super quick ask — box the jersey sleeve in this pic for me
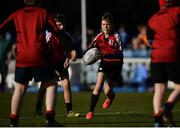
[88,33,101,49]
[114,33,123,51]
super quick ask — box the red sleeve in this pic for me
[88,33,101,48]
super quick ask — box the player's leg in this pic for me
[103,62,122,109]
[61,78,80,118]
[162,63,180,126]
[45,81,57,113]
[162,83,180,127]
[153,83,167,114]
[56,60,80,118]
[10,82,28,127]
[153,83,167,127]
[166,83,180,104]
[61,78,71,105]
[86,72,104,119]
[10,67,31,127]
[34,83,46,116]
[151,63,168,127]
[44,81,62,127]
[33,66,62,126]
[103,80,116,109]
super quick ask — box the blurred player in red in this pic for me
[147,0,180,126]
[34,13,80,118]
[0,0,63,126]
[85,12,123,119]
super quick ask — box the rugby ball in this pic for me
[83,47,103,65]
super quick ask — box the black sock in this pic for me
[107,91,115,99]
[36,101,43,111]
[165,102,174,111]
[36,87,46,111]
[46,111,55,122]
[10,114,19,126]
[89,94,100,112]
[66,102,72,113]
[154,114,163,124]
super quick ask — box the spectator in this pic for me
[118,23,128,47]
[129,63,148,92]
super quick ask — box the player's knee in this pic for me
[62,79,70,87]
[14,82,28,92]
[175,84,180,92]
[93,88,101,95]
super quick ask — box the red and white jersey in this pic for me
[46,31,65,65]
[89,32,123,62]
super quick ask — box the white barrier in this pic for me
[1,58,174,90]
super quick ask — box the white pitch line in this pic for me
[1,110,180,120]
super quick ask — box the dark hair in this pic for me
[24,0,38,6]
[101,12,114,24]
[53,13,65,23]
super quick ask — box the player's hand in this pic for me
[64,58,69,69]
[46,32,52,42]
[70,50,77,61]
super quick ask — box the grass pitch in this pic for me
[0,92,180,127]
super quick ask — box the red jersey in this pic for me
[148,6,180,62]
[90,32,123,62]
[46,31,64,65]
[0,6,60,67]
[46,30,75,65]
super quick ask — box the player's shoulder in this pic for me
[93,32,103,41]
[170,6,180,12]
[113,32,120,38]
[109,32,120,40]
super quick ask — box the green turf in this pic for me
[0,92,180,127]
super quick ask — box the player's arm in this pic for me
[64,32,77,61]
[64,57,70,69]
[0,13,14,34]
[88,33,101,49]
[145,26,154,48]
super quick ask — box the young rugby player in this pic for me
[0,0,63,126]
[85,12,124,119]
[147,0,180,126]
[34,13,80,118]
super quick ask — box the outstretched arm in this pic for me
[0,14,14,34]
